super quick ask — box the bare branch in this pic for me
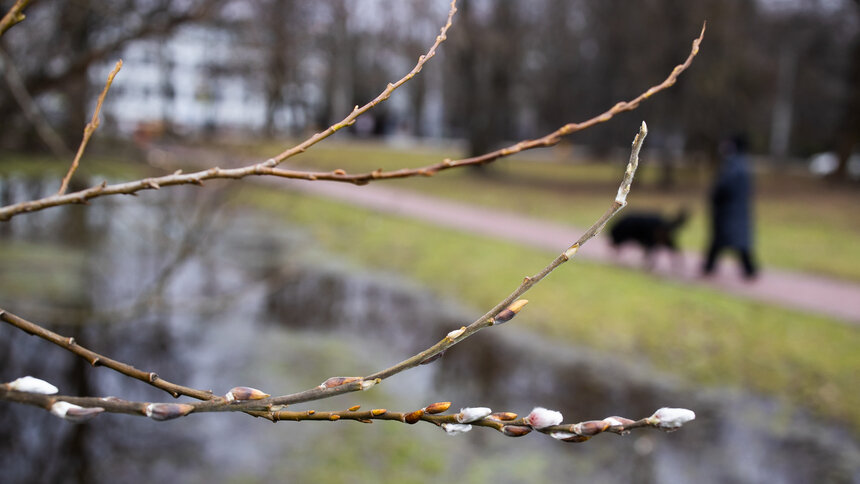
[57,59,122,195]
[0,309,215,401]
[0,22,701,222]
[0,0,32,38]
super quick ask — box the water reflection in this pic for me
[0,175,858,483]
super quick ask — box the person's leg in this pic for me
[738,248,757,279]
[702,242,721,275]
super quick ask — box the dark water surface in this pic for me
[0,176,858,483]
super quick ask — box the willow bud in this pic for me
[524,407,563,429]
[550,431,590,443]
[50,402,104,422]
[319,376,363,389]
[225,386,270,402]
[7,376,58,395]
[501,425,532,437]
[457,407,492,423]
[404,409,425,424]
[573,420,610,436]
[441,423,472,435]
[493,299,529,324]
[603,416,635,434]
[647,407,695,430]
[425,402,452,414]
[145,403,194,421]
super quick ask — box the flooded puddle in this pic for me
[0,175,858,483]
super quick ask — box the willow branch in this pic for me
[0,0,32,37]
[57,60,122,195]
[0,309,215,401]
[0,386,692,444]
[0,123,648,413]
[0,16,702,223]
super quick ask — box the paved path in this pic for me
[277,179,860,325]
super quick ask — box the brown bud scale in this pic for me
[404,409,424,424]
[501,425,532,437]
[320,376,363,389]
[425,402,452,414]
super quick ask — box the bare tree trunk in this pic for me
[833,3,860,181]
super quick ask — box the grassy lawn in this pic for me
[237,183,860,432]
[240,139,860,282]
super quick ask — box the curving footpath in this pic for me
[278,180,860,325]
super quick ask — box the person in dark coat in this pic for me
[702,135,758,279]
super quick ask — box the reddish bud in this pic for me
[425,402,452,414]
[145,403,194,421]
[501,425,532,437]
[404,409,425,424]
[489,412,518,421]
[225,386,270,402]
[604,416,635,434]
[574,420,610,436]
[319,376,363,389]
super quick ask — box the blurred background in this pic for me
[0,0,859,483]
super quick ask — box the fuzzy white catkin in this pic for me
[650,407,696,428]
[442,423,473,435]
[8,376,58,394]
[457,407,492,423]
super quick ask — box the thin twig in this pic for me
[0,46,71,158]
[263,0,458,168]
[364,121,648,381]
[0,0,32,37]
[0,309,215,400]
[0,18,703,222]
[57,60,123,196]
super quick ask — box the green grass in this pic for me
[236,184,860,431]
[238,140,860,281]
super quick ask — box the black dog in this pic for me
[609,209,688,269]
